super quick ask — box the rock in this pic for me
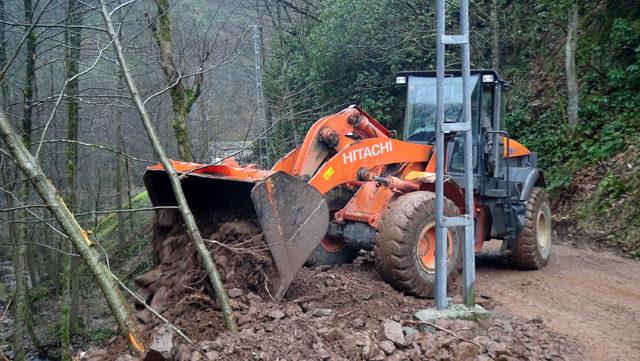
[284,303,302,316]
[204,350,219,360]
[213,254,228,268]
[175,345,191,361]
[477,297,495,310]
[363,342,385,361]
[311,308,333,317]
[115,355,137,361]
[379,319,406,347]
[246,292,262,303]
[144,325,175,361]
[312,343,331,360]
[353,318,366,329]
[267,309,286,319]
[225,270,236,284]
[439,336,457,348]
[454,342,480,361]
[403,326,419,337]
[323,328,345,342]
[387,353,406,361]
[315,265,332,272]
[496,356,518,361]
[474,356,492,361]
[379,340,396,355]
[354,332,371,346]
[227,288,243,298]
[486,341,509,358]
[229,299,240,309]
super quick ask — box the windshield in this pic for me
[403,75,480,143]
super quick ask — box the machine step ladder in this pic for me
[434,0,476,309]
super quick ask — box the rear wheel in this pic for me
[507,187,552,269]
[374,191,462,298]
[305,188,358,267]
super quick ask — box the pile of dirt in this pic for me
[89,204,581,360]
[133,208,277,335]
[94,251,580,361]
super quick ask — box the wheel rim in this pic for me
[321,203,347,253]
[320,235,346,253]
[416,221,454,273]
[536,208,550,251]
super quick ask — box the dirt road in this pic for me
[477,242,640,361]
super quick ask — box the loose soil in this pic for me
[93,208,586,361]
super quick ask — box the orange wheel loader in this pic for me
[144,69,552,299]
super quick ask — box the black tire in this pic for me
[305,188,359,267]
[374,191,462,298]
[507,187,552,270]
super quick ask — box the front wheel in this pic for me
[507,188,552,269]
[305,187,358,267]
[374,191,462,298]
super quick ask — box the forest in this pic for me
[0,0,639,360]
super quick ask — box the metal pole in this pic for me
[252,24,269,165]
[460,0,476,306]
[434,0,448,310]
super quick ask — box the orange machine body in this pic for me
[148,105,531,252]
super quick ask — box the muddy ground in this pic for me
[477,241,640,361]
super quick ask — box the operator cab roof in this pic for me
[396,69,507,84]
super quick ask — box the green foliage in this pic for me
[264,0,438,158]
[87,326,114,344]
[0,282,8,302]
[503,7,640,191]
[94,191,151,246]
[577,173,626,217]
[28,286,50,303]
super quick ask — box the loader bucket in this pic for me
[143,161,329,300]
[251,171,329,298]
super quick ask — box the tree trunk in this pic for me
[25,243,37,287]
[61,0,82,355]
[0,0,6,99]
[490,0,500,70]
[12,0,38,357]
[115,71,126,248]
[115,121,126,248]
[99,0,237,331]
[9,198,26,361]
[149,0,201,162]
[565,1,579,130]
[0,108,145,356]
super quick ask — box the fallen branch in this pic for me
[203,236,270,262]
[0,109,145,355]
[99,0,236,331]
[0,300,11,323]
[404,320,482,349]
[290,294,325,304]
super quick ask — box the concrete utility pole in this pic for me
[252,24,269,165]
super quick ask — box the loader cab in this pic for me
[396,69,506,178]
